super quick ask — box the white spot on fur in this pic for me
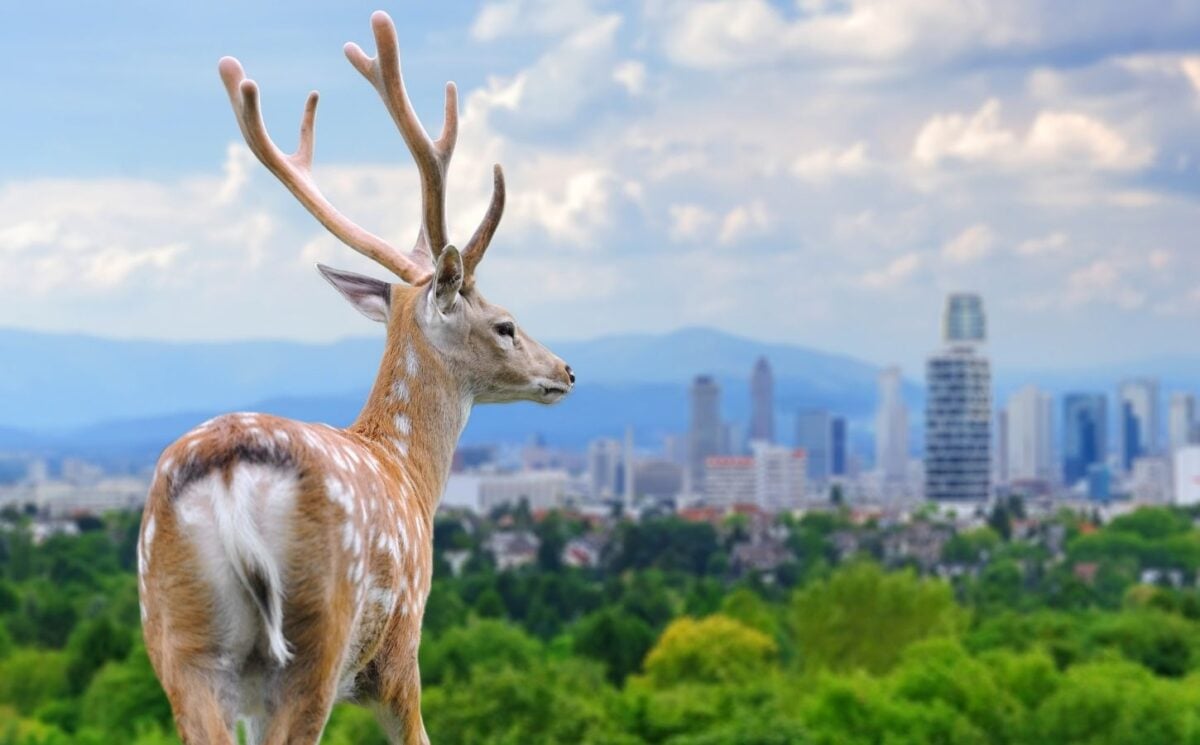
[273,429,290,445]
[368,586,396,613]
[326,476,355,514]
[142,515,157,567]
[391,437,408,457]
[392,378,409,402]
[157,457,175,480]
[405,343,419,377]
[394,414,411,436]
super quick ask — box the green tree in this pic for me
[572,607,656,684]
[642,615,777,688]
[789,562,967,674]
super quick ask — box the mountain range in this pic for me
[0,326,1194,469]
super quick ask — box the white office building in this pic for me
[1006,385,1055,484]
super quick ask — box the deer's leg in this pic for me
[158,666,237,745]
[260,511,359,745]
[372,646,428,745]
[259,613,351,745]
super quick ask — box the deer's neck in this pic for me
[349,302,470,518]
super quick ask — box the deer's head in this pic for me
[219,11,574,406]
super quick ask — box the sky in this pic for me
[1,0,1199,373]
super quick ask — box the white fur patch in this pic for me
[394,414,411,436]
[141,514,157,567]
[157,457,175,480]
[174,465,297,665]
[392,378,409,402]
[404,343,419,377]
[326,476,355,514]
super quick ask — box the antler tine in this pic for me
[462,165,506,281]
[217,56,432,285]
[345,10,456,264]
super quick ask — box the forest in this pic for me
[2,501,1200,744]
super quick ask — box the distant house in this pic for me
[1140,567,1186,588]
[485,530,540,571]
[881,522,953,571]
[1073,561,1099,585]
[562,533,607,569]
[731,537,793,576]
[829,530,861,562]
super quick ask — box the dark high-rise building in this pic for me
[1062,393,1107,486]
[925,293,991,502]
[830,416,847,477]
[688,375,723,491]
[796,409,832,482]
[749,356,775,443]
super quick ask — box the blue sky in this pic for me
[1,0,1200,373]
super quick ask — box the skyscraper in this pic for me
[1006,385,1054,483]
[943,293,986,343]
[796,409,832,482]
[830,416,847,477]
[587,438,622,499]
[1168,392,1197,453]
[1063,393,1107,487]
[749,356,775,443]
[688,375,723,491]
[925,293,991,502]
[1119,378,1160,470]
[875,366,909,487]
[994,409,1009,485]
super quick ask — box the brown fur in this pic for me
[141,289,489,744]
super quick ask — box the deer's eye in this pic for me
[495,321,515,339]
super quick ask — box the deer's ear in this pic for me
[316,264,391,323]
[432,245,463,315]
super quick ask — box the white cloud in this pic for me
[469,14,625,126]
[215,142,255,205]
[717,201,769,245]
[861,252,922,289]
[510,167,617,245]
[941,224,994,264]
[471,0,604,41]
[652,0,1200,73]
[1015,231,1068,256]
[912,99,1015,165]
[791,142,870,182]
[668,203,716,242]
[912,98,1152,173]
[1062,259,1144,310]
[1148,249,1171,270]
[613,61,647,96]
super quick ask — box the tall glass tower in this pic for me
[688,375,723,492]
[749,357,775,443]
[925,293,992,502]
[1063,393,1107,486]
[1119,378,1159,470]
[943,293,986,343]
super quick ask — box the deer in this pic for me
[137,11,574,744]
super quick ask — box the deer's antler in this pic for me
[218,56,432,285]
[218,11,508,286]
[345,11,504,279]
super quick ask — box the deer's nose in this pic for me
[565,365,576,384]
